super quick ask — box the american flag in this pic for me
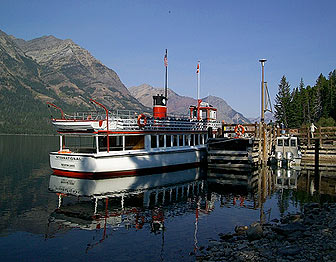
[164,53,168,67]
[196,62,200,74]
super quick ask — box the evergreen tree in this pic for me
[298,78,309,125]
[274,76,291,127]
[315,74,329,118]
[290,87,302,128]
[329,70,336,120]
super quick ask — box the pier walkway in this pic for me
[207,123,336,171]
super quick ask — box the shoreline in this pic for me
[197,203,336,262]
[0,133,57,136]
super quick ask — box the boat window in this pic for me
[67,136,96,153]
[166,135,171,147]
[201,110,207,120]
[284,138,289,147]
[173,135,178,147]
[159,135,164,147]
[151,135,157,148]
[125,135,145,150]
[184,135,188,146]
[192,108,197,118]
[204,134,208,143]
[277,139,283,146]
[179,135,184,146]
[290,139,296,147]
[108,136,123,151]
[195,134,199,145]
[190,134,194,146]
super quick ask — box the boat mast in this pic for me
[164,49,168,101]
[197,61,200,101]
[196,61,201,120]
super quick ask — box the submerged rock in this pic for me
[246,223,263,241]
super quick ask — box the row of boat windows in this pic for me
[100,134,207,151]
[62,134,207,153]
[150,134,207,148]
[277,138,297,147]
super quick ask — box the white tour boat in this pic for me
[48,56,220,179]
[48,95,219,179]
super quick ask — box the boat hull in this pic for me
[50,147,207,179]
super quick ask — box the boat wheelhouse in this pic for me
[271,135,302,167]
[48,95,220,179]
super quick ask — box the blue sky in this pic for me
[1,0,335,118]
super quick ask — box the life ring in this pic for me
[234,124,245,137]
[137,114,147,127]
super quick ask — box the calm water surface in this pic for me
[1,135,335,262]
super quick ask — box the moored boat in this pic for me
[48,96,219,179]
[271,135,302,167]
[48,56,222,178]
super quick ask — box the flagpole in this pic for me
[164,49,168,100]
[196,61,201,120]
[197,61,200,100]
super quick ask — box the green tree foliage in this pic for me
[274,76,291,127]
[274,70,336,128]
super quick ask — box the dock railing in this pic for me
[284,126,336,148]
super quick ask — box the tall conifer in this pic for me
[274,75,291,127]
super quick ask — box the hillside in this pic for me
[0,30,149,134]
[129,84,250,123]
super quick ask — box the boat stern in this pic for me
[50,152,97,174]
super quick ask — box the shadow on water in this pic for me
[1,135,336,261]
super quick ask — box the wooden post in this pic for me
[307,126,311,147]
[254,122,258,138]
[268,126,273,157]
[314,139,320,193]
[319,126,322,147]
[258,122,262,164]
[262,122,267,165]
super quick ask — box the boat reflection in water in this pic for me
[273,167,300,190]
[48,167,209,252]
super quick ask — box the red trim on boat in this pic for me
[52,162,202,179]
[58,130,207,135]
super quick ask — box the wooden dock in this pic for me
[207,123,336,170]
[207,137,259,171]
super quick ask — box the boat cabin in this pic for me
[274,136,301,160]
[58,132,208,154]
[189,101,217,121]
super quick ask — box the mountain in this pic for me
[248,112,275,124]
[0,30,149,134]
[129,84,250,123]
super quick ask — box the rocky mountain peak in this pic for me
[129,84,250,123]
[0,30,26,60]
[0,29,150,133]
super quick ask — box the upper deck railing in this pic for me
[63,110,141,121]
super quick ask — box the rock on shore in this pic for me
[197,203,336,262]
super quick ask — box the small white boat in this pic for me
[271,135,302,167]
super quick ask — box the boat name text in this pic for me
[56,156,82,161]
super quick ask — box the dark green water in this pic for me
[0,135,335,262]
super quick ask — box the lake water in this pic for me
[1,135,335,262]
